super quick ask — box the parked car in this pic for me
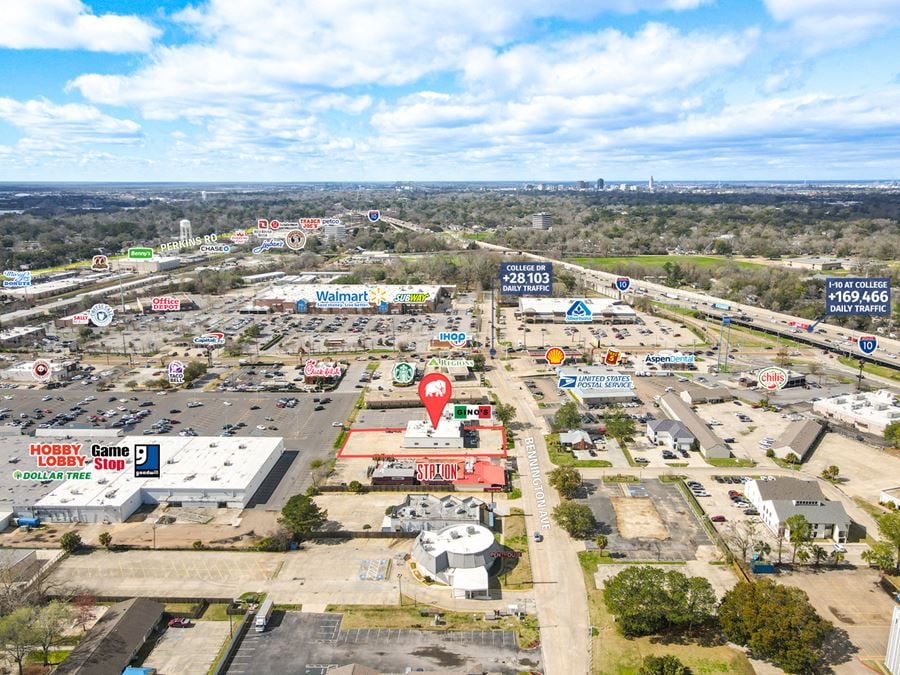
[710,515,727,523]
[533,532,544,542]
[167,618,192,628]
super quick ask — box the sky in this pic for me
[0,0,899,182]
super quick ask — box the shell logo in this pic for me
[545,347,566,366]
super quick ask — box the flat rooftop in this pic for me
[35,436,283,509]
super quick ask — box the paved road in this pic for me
[476,293,591,675]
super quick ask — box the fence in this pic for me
[319,484,458,493]
[312,530,418,540]
[211,611,253,675]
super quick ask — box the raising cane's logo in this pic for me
[303,359,342,378]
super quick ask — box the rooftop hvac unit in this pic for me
[97,478,108,485]
[60,498,70,503]
[211,475,219,481]
[210,443,218,448]
[467,526,476,534]
[239,444,247,449]
[184,474,196,481]
[224,460,232,466]
[450,531,461,539]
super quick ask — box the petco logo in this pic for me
[416,463,459,482]
[438,331,468,347]
[757,367,788,391]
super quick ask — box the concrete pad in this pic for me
[144,620,232,675]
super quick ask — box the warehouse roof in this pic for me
[774,419,825,459]
[35,436,283,510]
[660,393,728,454]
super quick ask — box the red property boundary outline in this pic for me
[338,424,507,459]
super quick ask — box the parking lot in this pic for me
[578,479,711,561]
[143,619,232,675]
[226,612,538,675]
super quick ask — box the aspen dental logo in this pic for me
[644,353,695,365]
[757,367,788,391]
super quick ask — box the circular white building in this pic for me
[411,523,501,599]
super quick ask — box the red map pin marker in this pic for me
[418,372,452,429]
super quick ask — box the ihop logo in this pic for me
[438,331,468,347]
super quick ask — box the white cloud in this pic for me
[0,97,142,145]
[0,0,160,52]
[763,0,900,52]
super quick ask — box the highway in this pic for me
[375,213,899,372]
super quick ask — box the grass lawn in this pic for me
[200,603,231,621]
[498,508,533,590]
[164,602,198,614]
[704,457,756,468]
[568,255,763,271]
[545,434,613,468]
[578,552,755,675]
[26,650,69,665]
[838,355,900,382]
[852,496,889,520]
[326,601,540,649]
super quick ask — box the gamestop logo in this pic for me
[134,444,161,478]
[757,367,788,391]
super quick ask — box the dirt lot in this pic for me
[610,496,668,539]
[777,566,897,668]
[694,402,793,465]
[805,434,900,505]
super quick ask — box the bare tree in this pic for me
[73,594,97,632]
[724,520,759,562]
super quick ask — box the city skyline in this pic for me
[1,0,899,181]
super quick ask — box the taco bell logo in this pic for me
[167,360,185,384]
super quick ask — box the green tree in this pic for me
[861,540,896,572]
[494,402,517,427]
[602,567,715,637]
[553,401,582,431]
[810,544,828,567]
[32,602,74,666]
[604,407,636,443]
[244,323,262,339]
[471,353,486,372]
[884,421,900,449]
[594,534,608,554]
[820,465,840,482]
[830,550,845,568]
[280,494,328,540]
[639,654,688,675]
[548,466,582,499]
[876,511,900,571]
[0,607,38,675]
[552,501,596,539]
[347,480,363,493]
[60,532,82,554]
[182,361,208,384]
[98,532,112,549]
[719,579,832,673]
[785,514,812,565]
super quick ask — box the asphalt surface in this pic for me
[225,612,538,675]
[1,388,358,511]
[578,479,711,562]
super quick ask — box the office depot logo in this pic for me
[757,367,788,391]
[151,296,181,312]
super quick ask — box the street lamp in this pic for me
[397,572,403,606]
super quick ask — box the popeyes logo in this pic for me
[151,296,181,311]
[303,359,342,378]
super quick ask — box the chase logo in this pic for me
[558,375,578,389]
[134,444,160,478]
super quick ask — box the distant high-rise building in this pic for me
[649,176,654,191]
[596,178,604,190]
[576,180,587,189]
[532,212,551,229]
[179,219,192,241]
